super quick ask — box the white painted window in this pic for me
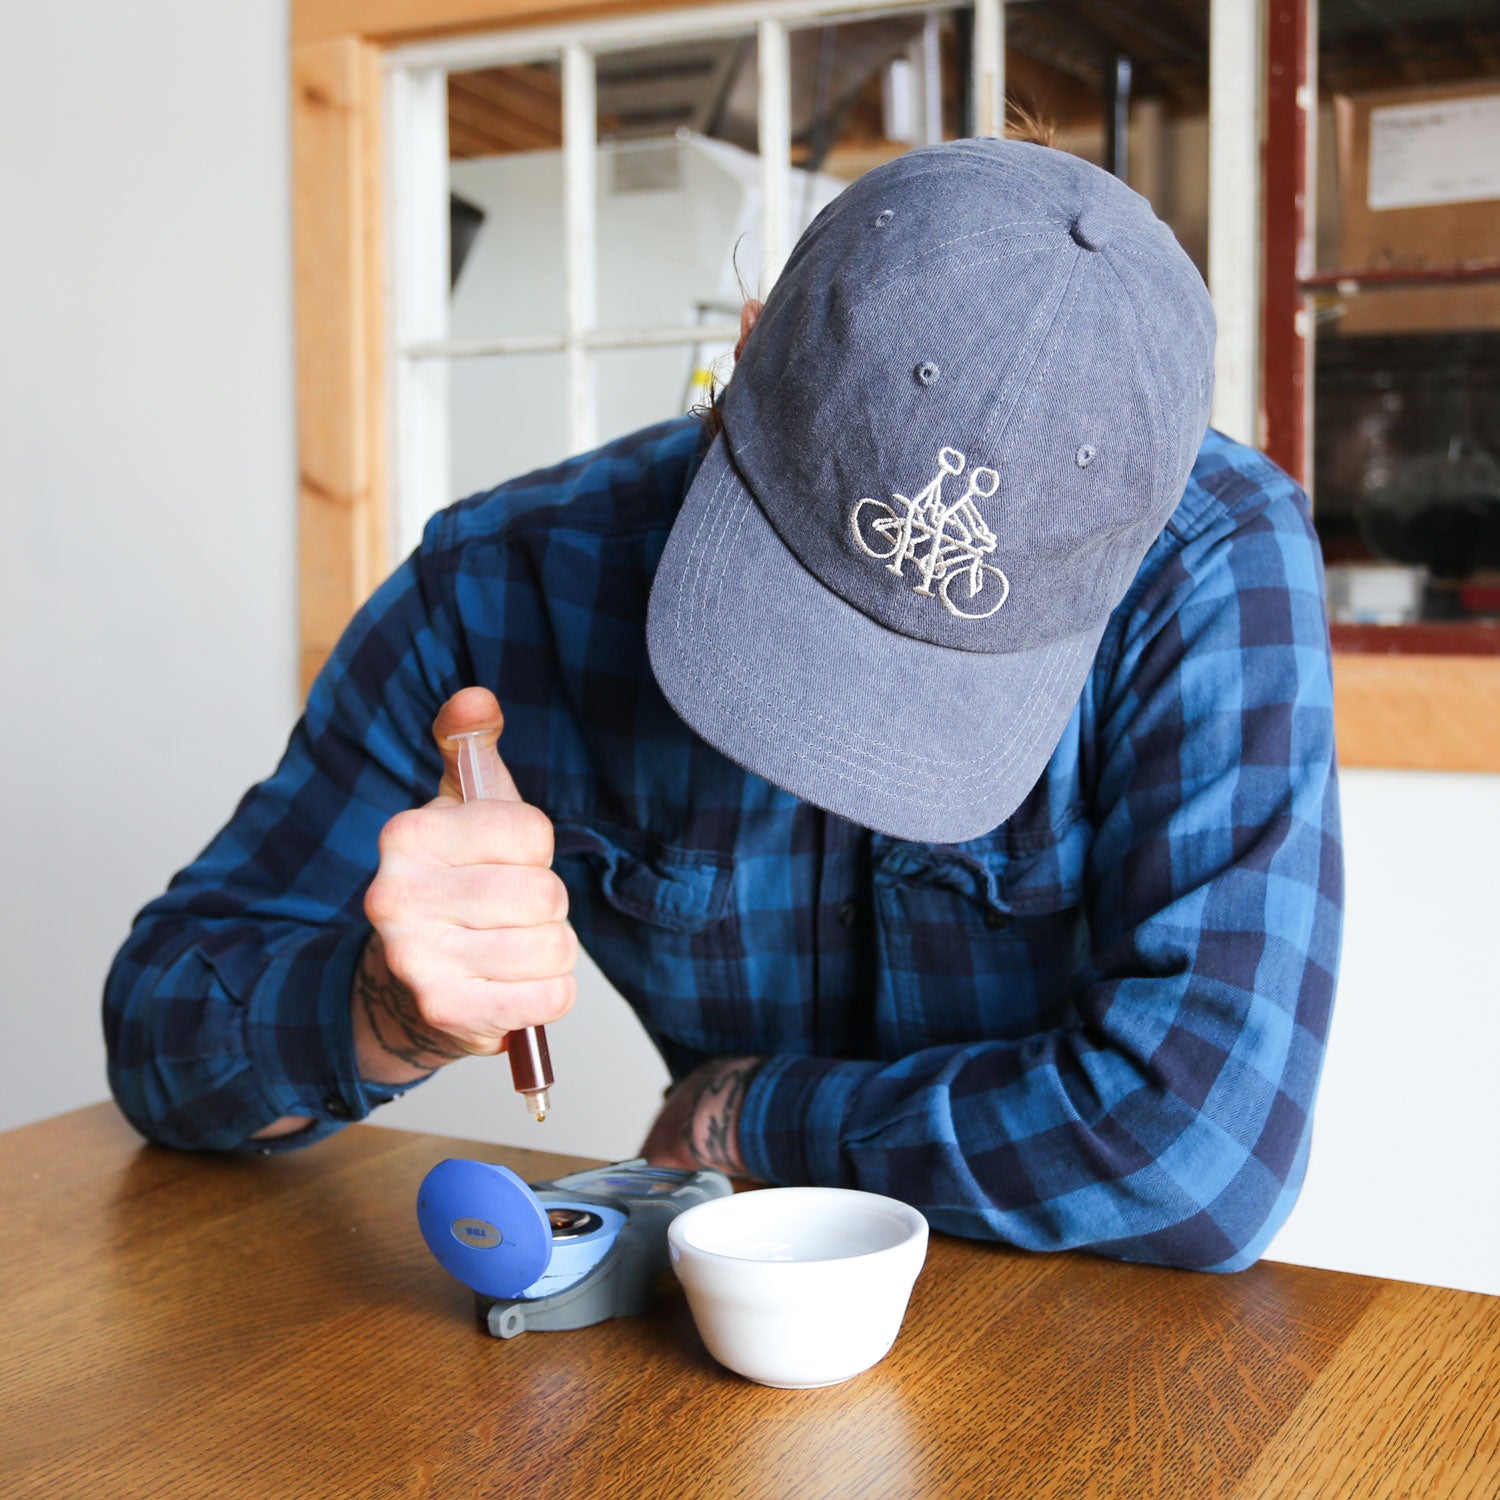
[383,0,1256,553]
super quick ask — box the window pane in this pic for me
[1312,5,1500,623]
[447,62,566,339]
[787,9,965,198]
[595,344,720,451]
[407,351,570,557]
[592,36,763,328]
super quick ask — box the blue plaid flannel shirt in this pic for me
[105,415,1343,1272]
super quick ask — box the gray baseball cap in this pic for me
[647,138,1215,843]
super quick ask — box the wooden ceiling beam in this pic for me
[448,86,562,151]
[449,119,503,157]
[451,71,564,134]
[456,64,563,114]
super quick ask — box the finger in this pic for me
[440,864,570,929]
[377,799,557,873]
[422,973,578,1046]
[438,921,579,985]
[366,857,568,933]
[431,686,523,804]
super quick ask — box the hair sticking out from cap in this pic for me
[1003,100,1058,149]
[692,236,758,439]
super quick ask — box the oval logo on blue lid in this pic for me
[451,1216,503,1249]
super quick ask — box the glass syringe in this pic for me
[449,726,555,1123]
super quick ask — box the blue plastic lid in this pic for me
[416,1158,552,1299]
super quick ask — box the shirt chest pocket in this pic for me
[872,821,1090,1053]
[553,819,755,1068]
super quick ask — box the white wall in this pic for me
[1265,769,1500,1296]
[2,3,1495,1296]
[0,0,299,1129]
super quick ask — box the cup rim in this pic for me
[667,1185,928,1268]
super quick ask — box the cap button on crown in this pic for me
[1069,211,1109,252]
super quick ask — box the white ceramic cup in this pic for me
[667,1187,929,1389]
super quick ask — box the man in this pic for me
[105,138,1342,1272]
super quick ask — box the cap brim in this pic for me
[647,436,1104,843]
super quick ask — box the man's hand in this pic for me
[353,686,579,1085]
[641,1057,763,1178]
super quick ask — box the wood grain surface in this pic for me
[3,1104,1495,1499]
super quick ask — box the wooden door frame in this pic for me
[291,0,1500,769]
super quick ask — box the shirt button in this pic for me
[983,909,1012,931]
[837,901,860,928]
[323,1095,353,1120]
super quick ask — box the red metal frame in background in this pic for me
[1261,0,1313,488]
[1302,260,1500,290]
[1259,5,1500,656]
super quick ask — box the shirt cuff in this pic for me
[738,1054,883,1187]
[242,925,413,1142]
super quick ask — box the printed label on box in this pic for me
[1368,93,1500,211]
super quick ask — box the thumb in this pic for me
[431,686,523,804]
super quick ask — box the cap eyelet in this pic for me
[1076,444,1097,468]
[915,361,941,387]
[872,208,895,228]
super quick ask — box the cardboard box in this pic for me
[1332,78,1500,335]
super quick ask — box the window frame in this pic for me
[291,0,1500,768]
[389,1,897,547]
[1259,0,1500,770]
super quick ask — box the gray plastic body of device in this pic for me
[477,1159,732,1339]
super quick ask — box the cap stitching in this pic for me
[690,502,1082,798]
[978,243,1081,457]
[1005,246,1087,429]
[1101,253,1175,510]
[1102,245,1215,450]
[877,221,1061,278]
[857,239,1065,304]
[689,455,935,779]
[1093,225,1181,255]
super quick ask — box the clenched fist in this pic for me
[353,686,579,1084]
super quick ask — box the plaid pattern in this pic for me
[105,415,1343,1271]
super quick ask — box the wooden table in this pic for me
[3,1104,1496,1499]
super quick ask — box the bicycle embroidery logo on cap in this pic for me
[850,447,1011,619]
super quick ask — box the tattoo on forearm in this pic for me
[356,935,468,1071]
[682,1057,761,1176]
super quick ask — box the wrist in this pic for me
[684,1056,762,1178]
[351,932,469,1084]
